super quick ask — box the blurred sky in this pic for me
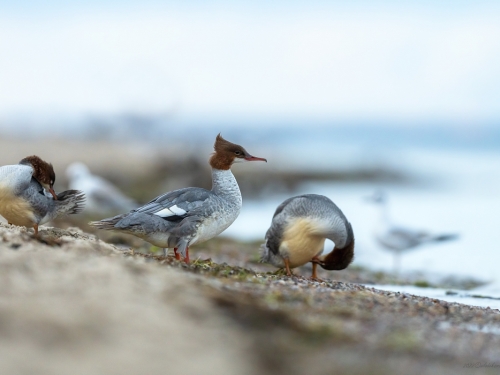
[1,0,500,125]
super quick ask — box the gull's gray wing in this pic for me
[377,226,428,251]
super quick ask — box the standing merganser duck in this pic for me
[66,162,137,216]
[260,194,354,279]
[0,156,86,235]
[90,134,267,262]
[367,190,458,272]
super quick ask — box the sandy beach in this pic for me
[0,222,499,375]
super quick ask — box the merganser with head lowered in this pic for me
[260,194,354,280]
[90,134,267,262]
[0,155,86,235]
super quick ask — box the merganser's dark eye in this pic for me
[234,150,242,156]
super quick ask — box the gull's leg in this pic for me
[394,252,401,276]
[184,247,190,263]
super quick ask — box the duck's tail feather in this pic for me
[89,214,124,230]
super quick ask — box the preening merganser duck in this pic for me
[0,156,86,235]
[367,190,458,272]
[90,134,267,262]
[260,194,354,279]
[66,162,137,216]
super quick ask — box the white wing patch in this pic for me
[169,205,187,215]
[154,205,187,218]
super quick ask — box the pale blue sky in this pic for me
[1,1,499,125]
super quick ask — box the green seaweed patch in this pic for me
[125,251,259,281]
[382,330,422,352]
[190,259,257,280]
[292,321,353,345]
[413,280,433,288]
[469,294,500,301]
[258,291,362,344]
[270,268,289,276]
[149,245,162,254]
[247,252,263,264]
[348,264,366,272]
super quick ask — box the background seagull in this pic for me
[66,162,137,217]
[366,190,458,273]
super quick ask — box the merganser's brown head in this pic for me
[19,155,57,200]
[209,134,267,170]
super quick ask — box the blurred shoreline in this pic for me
[1,129,499,292]
[3,121,500,151]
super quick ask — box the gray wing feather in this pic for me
[93,187,214,235]
[133,187,212,217]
